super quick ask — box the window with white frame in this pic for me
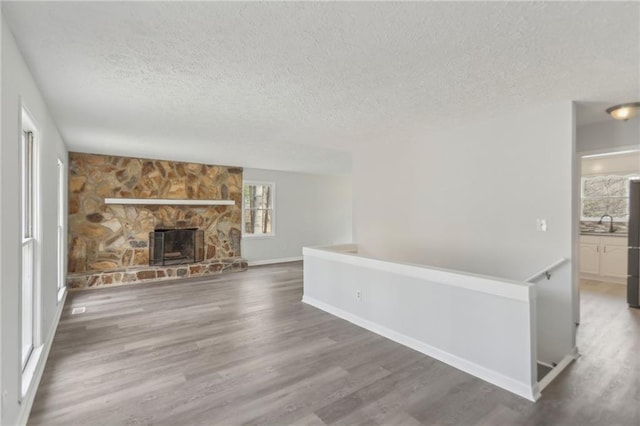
[243,181,275,236]
[21,110,39,372]
[57,157,66,300]
[581,175,632,221]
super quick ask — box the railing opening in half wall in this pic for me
[525,258,577,391]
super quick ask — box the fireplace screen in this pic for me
[149,228,204,266]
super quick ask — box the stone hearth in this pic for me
[67,257,248,289]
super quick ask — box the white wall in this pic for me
[241,169,352,263]
[576,120,639,153]
[581,150,640,175]
[1,15,68,425]
[354,101,574,282]
[353,101,577,364]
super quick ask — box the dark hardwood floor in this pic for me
[28,263,639,425]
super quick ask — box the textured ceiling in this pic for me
[2,1,639,174]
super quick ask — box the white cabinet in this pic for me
[579,242,600,275]
[579,235,628,283]
[600,243,628,279]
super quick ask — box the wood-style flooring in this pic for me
[29,264,639,425]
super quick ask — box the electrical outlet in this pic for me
[356,290,362,301]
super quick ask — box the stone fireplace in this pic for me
[66,152,248,290]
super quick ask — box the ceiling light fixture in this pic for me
[606,102,640,121]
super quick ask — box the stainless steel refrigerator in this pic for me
[628,179,640,308]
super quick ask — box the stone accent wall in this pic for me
[68,152,246,290]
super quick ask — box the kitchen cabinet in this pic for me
[579,241,600,275]
[600,242,628,279]
[579,235,628,282]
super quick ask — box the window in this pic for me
[243,181,275,236]
[581,175,632,221]
[57,157,66,300]
[20,106,44,396]
[21,113,38,371]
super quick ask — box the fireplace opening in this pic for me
[149,228,204,266]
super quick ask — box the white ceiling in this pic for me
[575,101,633,127]
[2,1,639,174]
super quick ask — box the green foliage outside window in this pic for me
[581,175,631,220]
[243,183,273,235]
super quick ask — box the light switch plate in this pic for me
[536,218,547,232]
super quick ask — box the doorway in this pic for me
[578,150,639,296]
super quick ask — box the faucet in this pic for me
[599,214,615,233]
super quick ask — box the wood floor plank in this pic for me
[28,263,640,425]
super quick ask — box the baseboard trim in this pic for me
[579,273,626,285]
[248,256,303,266]
[537,352,577,392]
[17,290,67,426]
[302,295,538,402]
